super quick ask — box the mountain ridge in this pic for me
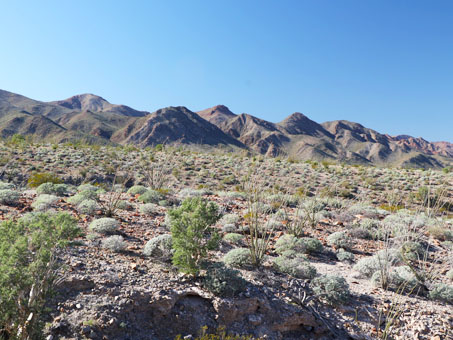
[0,89,451,168]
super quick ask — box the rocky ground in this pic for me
[0,142,452,340]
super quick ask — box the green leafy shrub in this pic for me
[0,189,20,205]
[102,235,127,252]
[89,218,119,235]
[203,263,247,297]
[327,231,352,250]
[117,200,132,210]
[429,283,453,303]
[127,185,148,195]
[143,234,173,260]
[68,189,99,205]
[0,212,81,339]
[169,197,220,275]
[311,275,351,306]
[27,172,63,188]
[223,248,252,268]
[273,255,317,279]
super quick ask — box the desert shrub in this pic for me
[36,182,68,196]
[223,233,244,245]
[371,266,419,292]
[203,263,247,297]
[102,235,127,252]
[349,227,372,240]
[0,212,80,339]
[143,234,173,260]
[127,185,148,195]
[327,231,352,250]
[347,203,382,218]
[400,241,425,261]
[68,189,99,205]
[447,269,453,280]
[222,223,237,233]
[89,218,119,235]
[429,283,453,303]
[336,248,355,262]
[223,248,251,268]
[311,275,351,306]
[140,203,158,215]
[353,249,401,278]
[273,255,317,279]
[139,189,165,204]
[169,197,220,275]
[77,199,98,214]
[32,194,59,211]
[299,237,323,254]
[0,189,20,205]
[178,188,208,198]
[219,213,240,225]
[428,225,453,241]
[27,172,63,188]
[77,183,99,192]
[0,181,14,190]
[117,200,132,210]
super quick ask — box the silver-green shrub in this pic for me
[223,248,251,268]
[311,275,351,306]
[89,218,119,235]
[143,234,173,260]
[0,189,20,206]
[102,235,127,252]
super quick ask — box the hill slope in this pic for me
[0,89,451,168]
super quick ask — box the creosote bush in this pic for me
[169,197,220,275]
[311,275,351,306]
[0,212,81,339]
[89,218,119,235]
[27,172,63,188]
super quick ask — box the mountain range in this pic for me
[1,89,452,168]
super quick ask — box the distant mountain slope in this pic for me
[0,89,452,168]
[122,106,245,148]
[49,94,148,118]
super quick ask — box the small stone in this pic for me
[248,314,262,326]
[81,325,91,334]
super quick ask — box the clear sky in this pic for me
[1,1,452,142]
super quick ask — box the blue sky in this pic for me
[1,1,452,141]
